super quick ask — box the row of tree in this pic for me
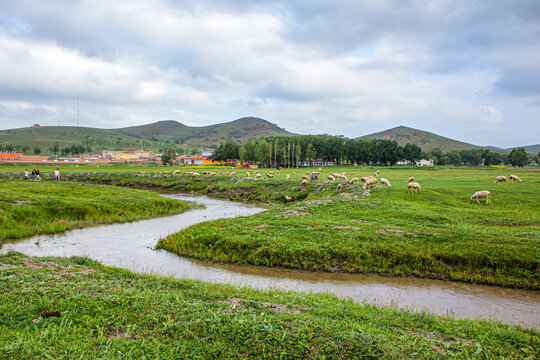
[208,136,535,168]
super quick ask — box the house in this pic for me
[415,159,434,167]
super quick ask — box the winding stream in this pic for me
[3,194,538,329]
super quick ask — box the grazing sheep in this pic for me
[255,173,262,179]
[374,170,380,177]
[292,171,296,175]
[407,182,421,193]
[191,172,200,178]
[349,177,359,184]
[407,177,414,183]
[361,177,369,183]
[246,171,250,177]
[230,172,236,176]
[285,174,290,180]
[302,175,309,180]
[470,190,490,204]
[363,177,378,189]
[380,178,391,187]
[327,175,335,181]
[336,183,342,192]
[285,196,292,201]
[494,175,506,185]
[509,175,523,183]
[300,179,308,186]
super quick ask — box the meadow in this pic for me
[1,164,538,289]
[0,180,190,241]
[1,252,537,359]
[157,167,540,289]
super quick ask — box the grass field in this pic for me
[1,252,537,359]
[0,180,190,241]
[1,165,538,289]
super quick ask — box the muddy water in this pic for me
[3,194,538,328]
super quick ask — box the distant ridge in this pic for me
[0,117,294,152]
[358,125,503,153]
[505,144,540,155]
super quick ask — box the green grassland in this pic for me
[1,252,537,359]
[1,165,538,289]
[0,181,190,241]
[156,167,539,289]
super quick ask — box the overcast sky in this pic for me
[1,1,539,148]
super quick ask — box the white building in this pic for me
[415,158,434,167]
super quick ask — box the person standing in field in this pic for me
[36,169,40,181]
[24,169,28,181]
[54,168,60,181]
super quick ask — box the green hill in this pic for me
[505,144,540,155]
[358,126,504,153]
[117,117,293,145]
[0,117,293,154]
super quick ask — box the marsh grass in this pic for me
[147,167,539,289]
[1,252,537,359]
[0,180,190,241]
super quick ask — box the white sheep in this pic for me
[327,175,335,181]
[285,174,290,180]
[407,182,421,193]
[302,175,309,180]
[230,172,236,176]
[407,176,414,183]
[374,170,380,177]
[363,177,378,189]
[285,196,292,202]
[300,179,308,186]
[470,190,490,204]
[246,171,250,177]
[380,178,391,187]
[336,183,342,192]
[494,176,506,185]
[509,175,523,183]
[349,177,359,184]
[191,172,200,178]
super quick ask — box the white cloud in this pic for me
[0,0,538,147]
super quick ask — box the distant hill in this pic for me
[505,144,540,155]
[358,126,504,153]
[117,117,293,145]
[0,117,294,154]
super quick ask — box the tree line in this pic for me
[208,136,535,168]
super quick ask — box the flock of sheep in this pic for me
[469,174,524,204]
[136,168,524,205]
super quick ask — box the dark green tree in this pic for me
[160,148,177,166]
[508,148,528,167]
[481,149,493,166]
[33,147,41,155]
[403,143,422,163]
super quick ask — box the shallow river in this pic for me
[3,194,538,328]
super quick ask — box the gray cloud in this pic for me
[0,0,539,147]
